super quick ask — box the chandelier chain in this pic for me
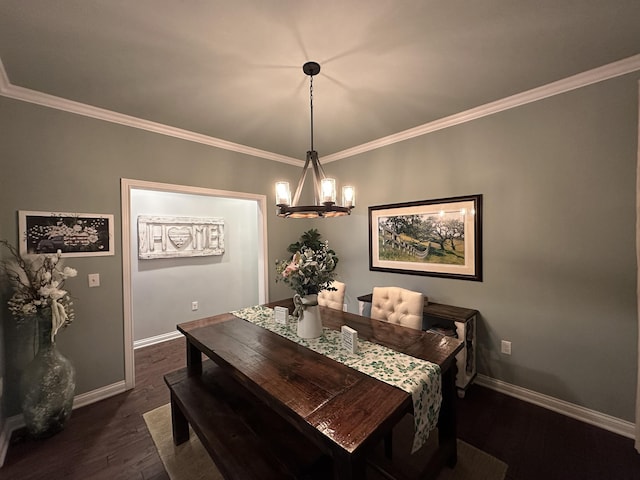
[309,74,314,152]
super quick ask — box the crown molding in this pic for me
[1,54,639,165]
[0,59,303,167]
[322,54,640,163]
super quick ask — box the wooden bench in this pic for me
[164,362,332,480]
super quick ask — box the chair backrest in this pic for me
[371,286,424,330]
[318,281,346,310]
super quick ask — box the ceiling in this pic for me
[1,1,639,164]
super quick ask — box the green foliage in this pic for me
[286,229,338,268]
[287,229,320,253]
[276,229,339,296]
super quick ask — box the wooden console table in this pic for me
[357,294,477,398]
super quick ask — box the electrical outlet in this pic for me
[191,301,199,311]
[501,340,512,355]
[88,273,100,287]
[343,303,348,312]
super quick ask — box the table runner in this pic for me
[231,305,441,453]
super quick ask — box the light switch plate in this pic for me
[88,273,100,287]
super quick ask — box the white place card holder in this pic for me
[274,306,289,325]
[341,325,358,354]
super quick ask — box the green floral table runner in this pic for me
[231,305,441,453]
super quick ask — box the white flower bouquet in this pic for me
[1,240,77,340]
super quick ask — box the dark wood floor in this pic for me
[457,385,640,480]
[2,337,639,479]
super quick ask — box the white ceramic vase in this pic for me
[296,294,323,339]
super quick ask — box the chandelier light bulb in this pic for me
[275,181,291,206]
[342,186,355,208]
[321,178,336,204]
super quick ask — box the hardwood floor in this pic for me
[2,338,184,480]
[2,337,639,479]
[457,386,640,480]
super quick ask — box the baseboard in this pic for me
[2,360,634,467]
[0,414,23,468]
[475,374,636,440]
[0,380,128,468]
[134,330,183,350]
[1,335,173,467]
[72,380,127,410]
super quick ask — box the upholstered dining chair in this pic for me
[318,281,346,310]
[371,286,424,330]
[371,286,425,458]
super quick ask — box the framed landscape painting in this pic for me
[369,194,482,281]
[19,210,115,257]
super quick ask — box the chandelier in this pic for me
[275,62,355,218]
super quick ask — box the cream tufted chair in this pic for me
[318,281,346,310]
[372,286,424,458]
[371,287,424,330]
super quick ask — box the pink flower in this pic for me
[282,253,300,277]
[282,262,298,277]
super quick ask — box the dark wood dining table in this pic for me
[176,298,463,480]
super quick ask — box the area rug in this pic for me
[144,404,507,480]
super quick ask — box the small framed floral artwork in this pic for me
[369,194,482,281]
[19,210,115,257]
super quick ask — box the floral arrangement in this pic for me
[1,240,77,341]
[275,230,338,297]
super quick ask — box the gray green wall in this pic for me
[0,96,302,416]
[0,71,638,426]
[319,73,639,422]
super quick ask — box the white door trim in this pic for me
[120,178,269,389]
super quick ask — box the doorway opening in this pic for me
[121,178,268,388]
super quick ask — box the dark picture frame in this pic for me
[19,210,115,257]
[369,194,482,281]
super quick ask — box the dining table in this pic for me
[175,298,463,480]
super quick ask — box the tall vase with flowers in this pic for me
[1,239,77,438]
[275,230,338,338]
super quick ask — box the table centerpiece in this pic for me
[275,229,338,338]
